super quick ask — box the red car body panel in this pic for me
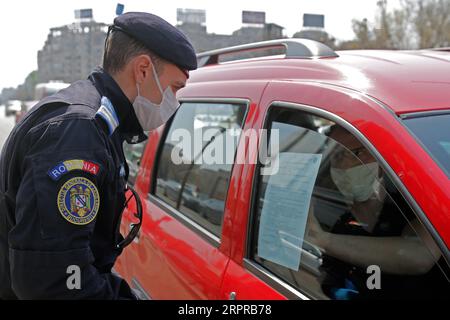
[190,50,450,114]
[116,49,450,299]
[219,259,286,300]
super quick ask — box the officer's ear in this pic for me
[133,54,152,84]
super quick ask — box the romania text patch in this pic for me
[48,159,100,181]
[57,177,100,225]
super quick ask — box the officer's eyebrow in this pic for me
[174,81,186,89]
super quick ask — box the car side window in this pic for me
[250,106,450,300]
[154,102,247,237]
[123,142,147,186]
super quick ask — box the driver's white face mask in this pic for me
[133,64,180,131]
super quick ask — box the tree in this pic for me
[339,0,450,50]
[373,0,394,49]
[413,0,450,48]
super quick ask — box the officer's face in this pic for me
[329,127,377,170]
[138,56,188,104]
[157,62,188,96]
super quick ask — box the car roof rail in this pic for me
[197,38,339,67]
[426,47,450,52]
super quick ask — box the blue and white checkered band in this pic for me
[96,96,120,135]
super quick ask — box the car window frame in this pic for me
[400,109,450,179]
[123,141,148,186]
[149,98,250,248]
[244,101,450,300]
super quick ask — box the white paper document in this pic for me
[257,152,322,271]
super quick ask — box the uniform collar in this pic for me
[88,67,147,144]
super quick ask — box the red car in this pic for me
[115,39,450,300]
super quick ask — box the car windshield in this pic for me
[404,112,450,178]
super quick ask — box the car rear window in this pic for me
[403,112,450,178]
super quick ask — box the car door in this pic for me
[118,79,267,299]
[220,81,450,300]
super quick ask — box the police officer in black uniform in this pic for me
[0,12,197,299]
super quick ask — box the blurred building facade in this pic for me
[37,10,108,84]
[178,22,284,53]
[177,9,284,53]
[33,8,287,89]
[292,13,336,49]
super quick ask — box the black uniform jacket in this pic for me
[0,68,146,299]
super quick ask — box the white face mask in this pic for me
[132,64,180,131]
[330,162,379,203]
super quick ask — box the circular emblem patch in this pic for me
[57,177,100,225]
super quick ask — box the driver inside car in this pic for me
[306,125,448,299]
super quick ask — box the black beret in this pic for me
[113,12,197,71]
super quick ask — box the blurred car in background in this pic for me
[5,100,22,117]
[15,82,70,124]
